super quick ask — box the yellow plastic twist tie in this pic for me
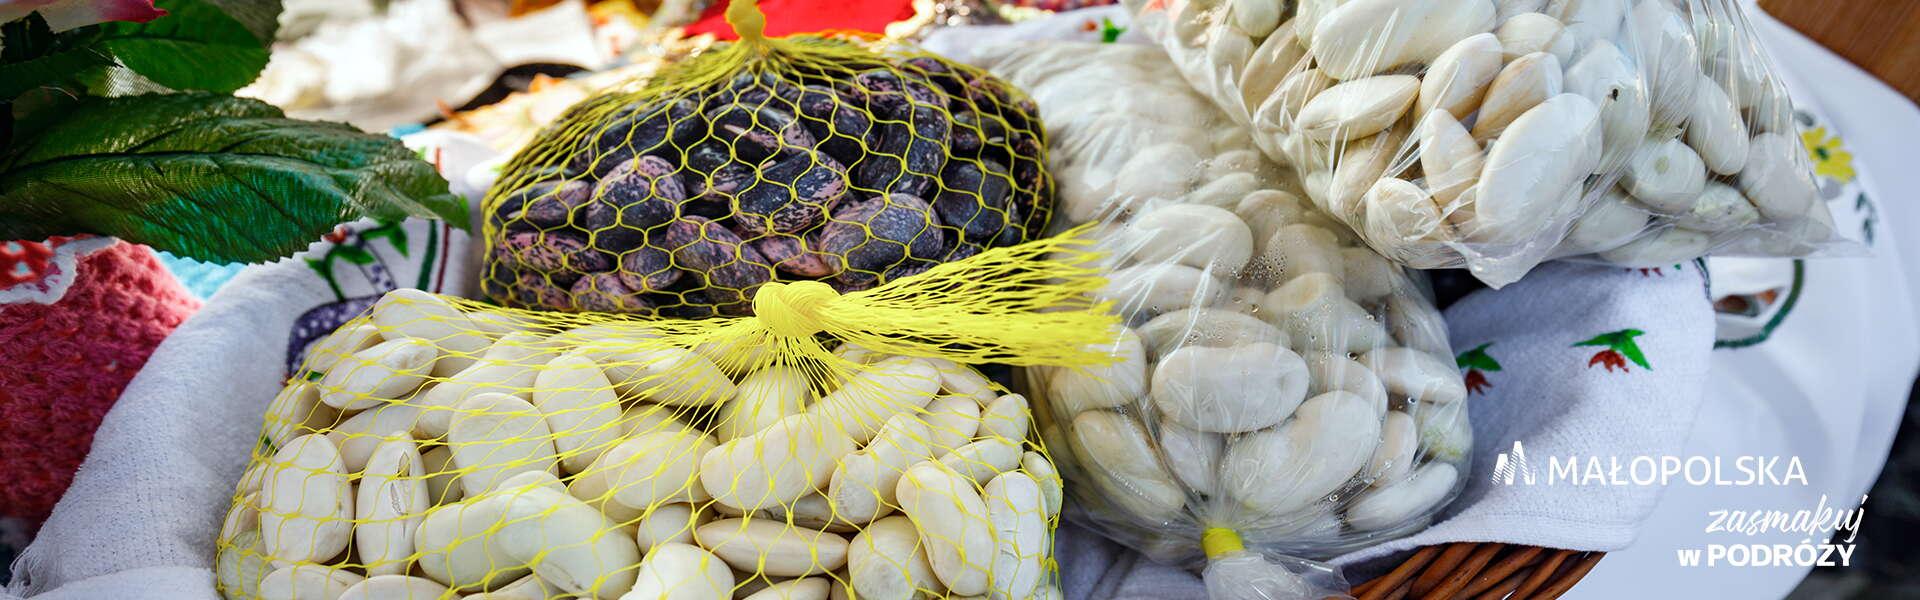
[726,0,769,46]
[1202,527,1245,560]
[754,280,838,338]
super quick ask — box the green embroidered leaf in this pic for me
[88,0,269,93]
[1099,17,1126,43]
[334,244,377,265]
[360,222,409,257]
[0,93,466,264]
[1618,338,1651,370]
[1456,342,1502,372]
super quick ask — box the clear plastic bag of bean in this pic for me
[1129,0,1845,287]
[213,234,1120,599]
[977,41,1471,600]
[481,0,1052,316]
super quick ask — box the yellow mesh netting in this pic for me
[480,0,1052,317]
[215,231,1109,599]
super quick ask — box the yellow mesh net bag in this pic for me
[481,0,1052,317]
[214,233,1110,600]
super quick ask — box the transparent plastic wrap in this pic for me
[482,0,1052,315]
[977,42,1471,599]
[1130,0,1842,286]
[211,236,1121,600]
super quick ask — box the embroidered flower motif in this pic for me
[1574,329,1650,373]
[1456,343,1502,395]
[1801,127,1855,183]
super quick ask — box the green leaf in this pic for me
[200,0,282,45]
[0,47,115,99]
[333,244,376,265]
[0,93,466,264]
[1456,343,1502,372]
[1618,339,1651,370]
[91,0,268,93]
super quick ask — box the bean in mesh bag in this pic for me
[212,235,1116,599]
[482,0,1051,316]
[1128,0,1843,287]
[977,42,1470,599]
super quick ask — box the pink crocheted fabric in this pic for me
[0,242,200,522]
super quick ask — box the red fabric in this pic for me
[0,242,200,522]
[684,0,917,40]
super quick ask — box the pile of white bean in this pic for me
[1135,0,1834,284]
[216,289,1063,600]
[978,43,1470,564]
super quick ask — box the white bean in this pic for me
[259,434,353,564]
[355,440,426,576]
[983,472,1048,600]
[622,543,734,600]
[369,288,488,377]
[895,462,996,596]
[1347,463,1460,530]
[1417,33,1504,120]
[808,357,940,444]
[1360,347,1468,404]
[447,393,557,496]
[1152,342,1309,433]
[695,518,850,577]
[416,332,554,436]
[317,337,436,411]
[702,413,857,512]
[848,516,942,600]
[1043,326,1147,415]
[259,564,363,600]
[532,352,626,474]
[1221,391,1381,516]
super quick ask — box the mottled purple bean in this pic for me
[933,159,1015,244]
[617,245,682,293]
[570,272,658,313]
[754,236,834,277]
[499,230,613,274]
[815,193,949,279]
[733,150,847,236]
[657,216,774,312]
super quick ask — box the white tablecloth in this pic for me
[1570,4,1920,598]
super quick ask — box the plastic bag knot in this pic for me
[754,280,838,338]
[1203,527,1246,560]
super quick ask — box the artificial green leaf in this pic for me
[0,93,466,264]
[91,0,268,93]
[0,47,115,99]
[333,244,376,265]
[201,0,281,45]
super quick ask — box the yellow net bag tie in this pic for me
[715,223,1119,366]
[753,281,838,338]
[724,0,769,48]
[1202,527,1247,560]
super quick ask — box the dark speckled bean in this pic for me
[932,159,1015,244]
[499,230,612,275]
[815,194,948,279]
[570,273,658,314]
[733,150,846,236]
[497,180,592,229]
[657,217,774,312]
[754,236,834,277]
[617,245,682,293]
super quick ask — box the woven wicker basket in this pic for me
[1352,543,1604,600]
